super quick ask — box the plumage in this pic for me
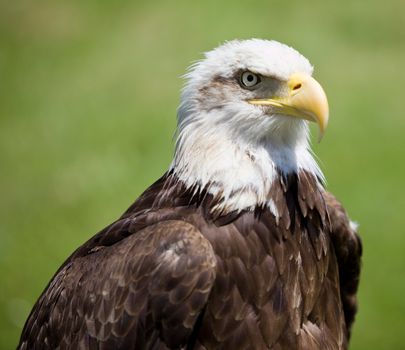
[19,39,361,350]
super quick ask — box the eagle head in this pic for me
[171,39,329,214]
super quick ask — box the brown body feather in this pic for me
[18,171,361,349]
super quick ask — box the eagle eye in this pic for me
[240,71,261,88]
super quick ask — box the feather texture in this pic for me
[19,172,361,349]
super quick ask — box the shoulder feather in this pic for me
[19,220,217,350]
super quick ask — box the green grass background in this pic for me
[1,0,404,348]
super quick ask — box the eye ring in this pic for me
[240,71,261,88]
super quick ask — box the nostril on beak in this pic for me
[292,83,302,91]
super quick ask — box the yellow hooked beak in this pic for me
[248,73,329,141]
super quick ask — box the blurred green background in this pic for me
[1,0,404,348]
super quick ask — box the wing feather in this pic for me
[323,191,362,339]
[19,220,217,350]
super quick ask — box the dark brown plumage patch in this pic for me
[196,74,240,112]
[18,171,361,350]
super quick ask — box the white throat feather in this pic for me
[170,110,324,216]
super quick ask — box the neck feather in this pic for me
[170,114,324,216]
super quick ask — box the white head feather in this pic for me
[170,39,324,215]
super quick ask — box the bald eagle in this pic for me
[19,39,361,350]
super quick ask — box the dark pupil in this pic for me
[247,74,254,82]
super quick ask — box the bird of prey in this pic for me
[19,39,362,350]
